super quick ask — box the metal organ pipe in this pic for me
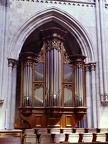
[58,51,62,106]
[72,55,86,107]
[20,52,35,107]
[75,67,83,107]
[23,65,32,106]
[46,49,62,106]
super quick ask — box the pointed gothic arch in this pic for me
[8,7,95,63]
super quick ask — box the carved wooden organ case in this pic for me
[18,28,87,128]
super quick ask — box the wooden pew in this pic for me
[0,129,22,144]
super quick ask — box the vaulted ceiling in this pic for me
[21,21,81,56]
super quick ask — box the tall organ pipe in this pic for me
[71,55,86,107]
[19,52,35,107]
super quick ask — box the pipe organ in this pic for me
[18,28,87,128]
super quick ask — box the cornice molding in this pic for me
[12,0,95,7]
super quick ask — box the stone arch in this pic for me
[8,6,95,63]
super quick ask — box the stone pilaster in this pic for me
[85,63,92,128]
[90,62,97,128]
[6,59,17,129]
[10,60,18,129]
[99,0,108,99]
[95,0,104,102]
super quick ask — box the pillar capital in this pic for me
[89,62,96,71]
[85,62,96,72]
[85,63,90,72]
[8,58,18,67]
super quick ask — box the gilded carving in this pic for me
[34,84,43,90]
[36,47,44,63]
[64,84,72,91]
[23,60,33,67]
[63,48,71,64]
[74,62,83,69]
[46,39,62,52]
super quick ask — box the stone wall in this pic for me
[0,0,108,129]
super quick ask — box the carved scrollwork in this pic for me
[34,84,43,90]
[63,48,71,64]
[74,62,83,69]
[36,47,44,63]
[23,60,33,67]
[46,38,62,52]
[64,85,72,91]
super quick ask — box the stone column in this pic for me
[85,64,92,128]
[6,59,13,129]
[6,59,16,129]
[99,0,108,100]
[95,0,104,100]
[0,0,7,99]
[10,60,17,129]
[96,0,108,102]
[90,62,97,128]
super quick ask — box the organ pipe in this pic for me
[71,55,86,107]
[46,48,62,106]
[19,52,35,107]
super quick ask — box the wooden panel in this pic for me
[47,118,60,128]
[35,115,43,127]
[65,115,72,127]
[0,137,21,144]
[0,130,22,144]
